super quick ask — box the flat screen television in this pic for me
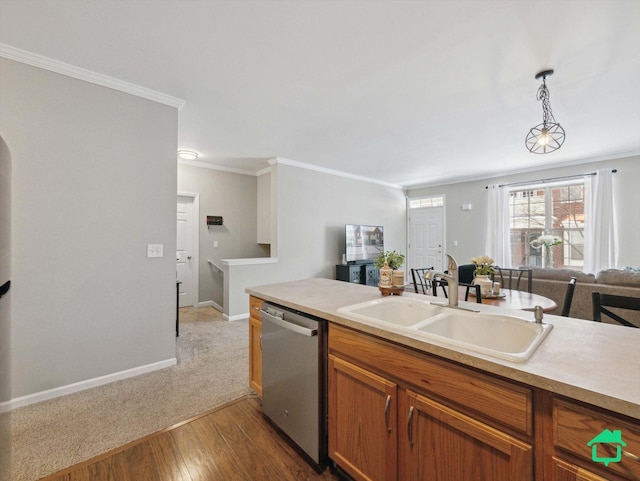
[345,224,384,264]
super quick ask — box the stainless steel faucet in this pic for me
[424,254,459,308]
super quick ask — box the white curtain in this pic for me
[584,169,617,273]
[485,185,512,267]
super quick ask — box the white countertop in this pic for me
[246,277,640,420]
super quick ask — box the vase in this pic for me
[544,245,552,268]
[473,275,493,297]
[379,262,393,288]
[392,270,405,288]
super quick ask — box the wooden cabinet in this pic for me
[547,397,640,481]
[328,323,534,481]
[400,389,532,481]
[328,354,397,481]
[248,295,263,395]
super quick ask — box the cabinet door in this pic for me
[248,296,263,395]
[402,389,533,481]
[328,354,398,481]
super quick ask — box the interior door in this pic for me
[409,206,444,273]
[176,195,196,307]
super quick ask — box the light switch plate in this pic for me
[147,244,163,258]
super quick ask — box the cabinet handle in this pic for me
[384,395,392,433]
[603,444,640,462]
[259,334,262,351]
[407,406,415,446]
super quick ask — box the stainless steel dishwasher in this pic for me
[261,302,327,467]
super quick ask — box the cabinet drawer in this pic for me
[329,324,532,437]
[553,397,640,480]
[249,295,263,319]
[549,457,610,481]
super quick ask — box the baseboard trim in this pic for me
[198,300,223,312]
[0,357,177,413]
[224,313,249,322]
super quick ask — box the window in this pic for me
[409,196,444,209]
[508,182,585,269]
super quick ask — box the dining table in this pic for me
[457,286,557,312]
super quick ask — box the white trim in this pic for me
[224,313,249,322]
[0,44,185,109]
[197,300,224,312]
[221,257,279,266]
[0,358,177,412]
[271,157,404,189]
[178,159,258,176]
[177,192,200,307]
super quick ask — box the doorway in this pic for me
[177,193,199,307]
[407,196,445,274]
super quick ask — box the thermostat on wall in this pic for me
[207,216,223,225]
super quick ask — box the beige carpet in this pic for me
[10,307,251,481]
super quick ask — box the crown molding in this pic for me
[271,157,404,190]
[0,44,185,109]
[178,158,258,176]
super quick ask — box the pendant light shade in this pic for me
[525,69,565,154]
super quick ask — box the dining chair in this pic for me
[411,267,434,295]
[591,292,640,328]
[494,267,533,293]
[560,277,577,317]
[431,277,482,303]
[458,264,476,284]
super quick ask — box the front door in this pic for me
[177,194,197,307]
[408,204,444,273]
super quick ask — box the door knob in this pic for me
[187,256,192,260]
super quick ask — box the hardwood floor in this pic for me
[40,395,341,481]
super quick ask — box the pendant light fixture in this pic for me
[525,69,565,154]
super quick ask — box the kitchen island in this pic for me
[247,278,640,481]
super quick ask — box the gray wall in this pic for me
[0,136,10,479]
[227,162,407,316]
[177,164,269,307]
[0,59,178,400]
[408,155,640,270]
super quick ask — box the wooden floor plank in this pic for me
[169,423,222,480]
[185,414,254,481]
[148,432,193,481]
[204,402,290,480]
[119,440,162,481]
[38,396,342,481]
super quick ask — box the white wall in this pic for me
[177,163,269,307]
[0,59,178,402]
[408,156,640,270]
[226,162,407,317]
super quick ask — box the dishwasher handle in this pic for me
[261,309,318,337]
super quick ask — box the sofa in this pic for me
[530,268,640,327]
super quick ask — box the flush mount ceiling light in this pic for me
[525,69,565,154]
[177,150,198,161]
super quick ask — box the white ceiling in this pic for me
[1,0,639,187]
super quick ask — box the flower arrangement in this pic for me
[530,234,562,249]
[374,250,406,270]
[470,255,496,276]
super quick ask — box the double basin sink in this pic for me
[336,296,553,362]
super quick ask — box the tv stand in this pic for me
[336,264,379,287]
